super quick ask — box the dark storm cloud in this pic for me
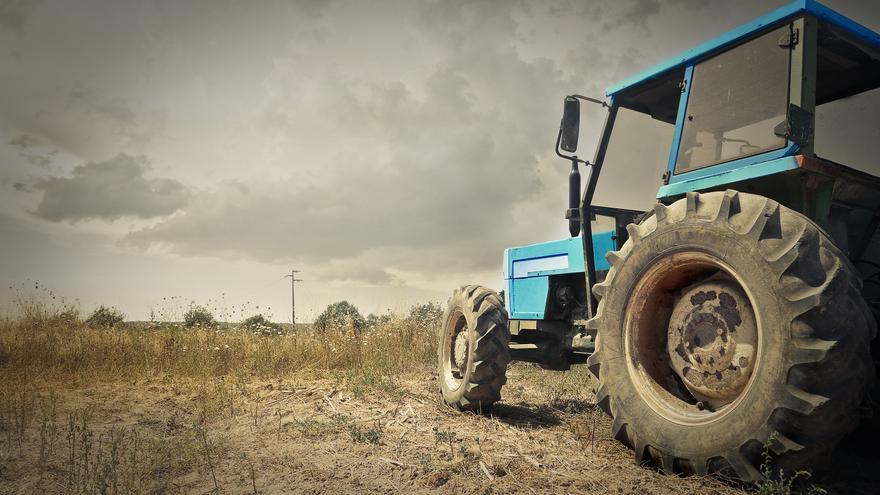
[289,0,330,18]
[123,0,755,283]
[7,133,55,168]
[9,134,39,149]
[67,84,166,146]
[620,0,661,29]
[31,154,190,222]
[126,1,580,277]
[318,261,400,286]
[20,151,53,168]
[0,0,39,33]
[669,0,715,7]
[612,0,718,32]
[67,85,137,127]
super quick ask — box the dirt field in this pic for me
[0,310,876,494]
[1,365,877,494]
[0,365,742,494]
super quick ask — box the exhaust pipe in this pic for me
[568,159,581,237]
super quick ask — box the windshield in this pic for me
[675,25,792,174]
[815,87,880,177]
[592,107,674,211]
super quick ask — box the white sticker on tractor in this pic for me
[512,254,568,278]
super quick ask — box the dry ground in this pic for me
[2,365,752,495]
[0,308,876,494]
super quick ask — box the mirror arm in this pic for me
[569,94,609,108]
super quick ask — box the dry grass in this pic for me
[0,300,435,385]
[1,302,870,494]
[0,303,440,494]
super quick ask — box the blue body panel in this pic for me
[503,232,614,320]
[658,152,801,198]
[606,0,880,98]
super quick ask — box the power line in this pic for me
[284,269,303,327]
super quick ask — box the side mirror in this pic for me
[559,96,580,153]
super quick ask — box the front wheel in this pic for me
[587,190,876,480]
[438,285,511,411]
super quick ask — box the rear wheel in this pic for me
[438,285,511,411]
[587,190,876,480]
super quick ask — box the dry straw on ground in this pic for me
[0,301,869,494]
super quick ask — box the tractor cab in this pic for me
[613,1,880,208]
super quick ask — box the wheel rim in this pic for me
[442,309,469,391]
[623,250,761,425]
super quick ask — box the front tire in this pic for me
[438,285,511,411]
[587,190,876,480]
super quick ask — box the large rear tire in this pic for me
[587,190,876,480]
[438,285,511,412]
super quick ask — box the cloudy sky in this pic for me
[1,0,878,322]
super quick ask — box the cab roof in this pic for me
[606,0,880,98]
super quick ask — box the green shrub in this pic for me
[365,312,393,329]
[348,424,381,444]
[85,306,125,328]
[406,301,443,330]
[48,306,81,327]
[183,305,216,328]
[315,301,365,331]
[242,314,282,336]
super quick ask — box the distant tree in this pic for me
[407,301,443,330]
[183,305,217,328]
[315,301,366,331]
[242,314,282,335]
[365,312,393,329]
[85,306,125,328]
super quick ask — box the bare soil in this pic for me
[1,363,876,494]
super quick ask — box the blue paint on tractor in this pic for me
[606,0,880,98]
[658,151,801,199]
[504,232,614,320]
[666,65,693,175]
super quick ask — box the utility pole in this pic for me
[284,270,302,329]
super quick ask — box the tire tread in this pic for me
[589,190,875,480]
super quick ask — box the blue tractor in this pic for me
[437,0,880,480]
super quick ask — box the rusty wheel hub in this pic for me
[667,279,757,408]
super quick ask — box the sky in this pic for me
[1,0,878,322]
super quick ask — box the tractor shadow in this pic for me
[491,399,880,494]
[816,425,880,495]
[490,399,598,429]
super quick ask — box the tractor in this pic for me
[437,0,880,481]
